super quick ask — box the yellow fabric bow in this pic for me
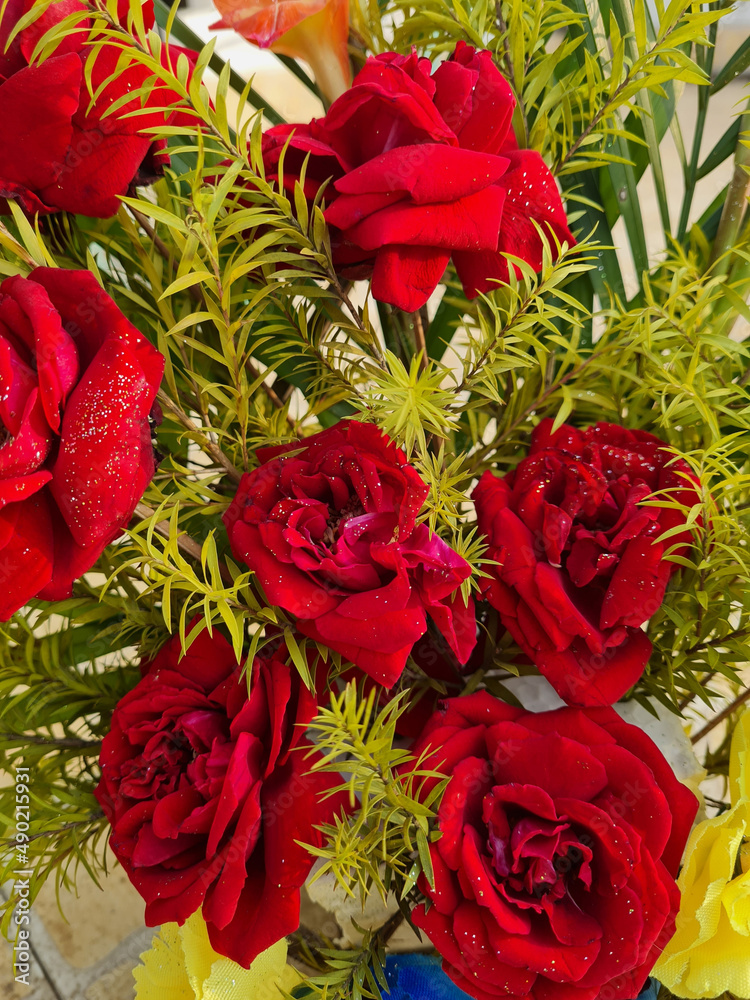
[133,910,302,1000]
[654,709,750,999]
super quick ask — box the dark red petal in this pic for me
[160,619,238,692]
[321,60,457,163]
[50,336,158,547]
[453,901,538,994]
[600,529,671,629]
[517,707,617,747]
[473,468,512,528]
[460,825,532,935]
[484,903,601,981]
[333,145,508,203]
[0,322,36,436]
[371,245,450,311]
[533,978,600,1000]
[263,745,345,888]
[254,660,293,774]
[35,504,110,601]
[206,732,263,857]
[139,860,211,925]
[0,472,51,508]
[428,590,477,665]
[590,744,672,860]
[588,713,698,876]
[297,606,421,687]
[571,882,643,990]
[202,783,263,931]
[39,40,196,217]
[436,756,493,869]
[227,521,340,618]
[496,149,575,270]
[490,732,608,801]
[412,724,489,803]
[346,186,506,252]
[131,823,203,867]
[0,495,54,619]
[425,846,463,915]
[0,389,53,478]
[206,865,301,968]
[29,268,164,389]
[2,274,79,432]
[151,788,206,839]
[431,691,522,732]
[535,628,653,707]
[544,894,602,951]
[42,128,152,217]
[487,783,559,823]
[0,54,80,191]
[430,58,476,137]
[629,852,674,968]
[453,247,511,298]
[554,797,635,891]
[436,45,516,155]
[0,0,27,76]
[0,181,56,214]
[325,190,407,231]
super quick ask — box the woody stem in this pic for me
[691,686,750,744]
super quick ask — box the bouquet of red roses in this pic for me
[0,1,749,999]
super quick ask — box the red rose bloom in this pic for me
[473,420,698,707]
[407,693,698,1000]
[0,267,163,620]
[95,626,344,968]
[261,42,575,311]
[0,0,197,217]
[222,420,477,688]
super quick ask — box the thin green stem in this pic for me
[677,19,718,241]
[709,109,750,271]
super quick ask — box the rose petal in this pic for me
[0,493,54,619]
[0,54,80,192]
[333,145,508,204]
[2,273,79,431]
[371,244,451,311]
[50,336,158,547]
[345,186,506,252]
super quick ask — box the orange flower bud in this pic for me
[210,0,352,103]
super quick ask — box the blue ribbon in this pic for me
[637,979,661,1000]
[382,954,471,999]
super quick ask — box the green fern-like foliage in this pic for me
[0,0,748,994]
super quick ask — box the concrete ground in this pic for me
[5,5,749,998]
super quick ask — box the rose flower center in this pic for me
[486,805,592,906]
[119,729,195,800]
[322,494,366,546]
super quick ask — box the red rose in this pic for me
[0,268,163,620]
[222,420,477,688]
[473,420,698,706]
[261,42,574,311]
[406,692,698,1000]
[0,0,197,217]
[95,625,344,967]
